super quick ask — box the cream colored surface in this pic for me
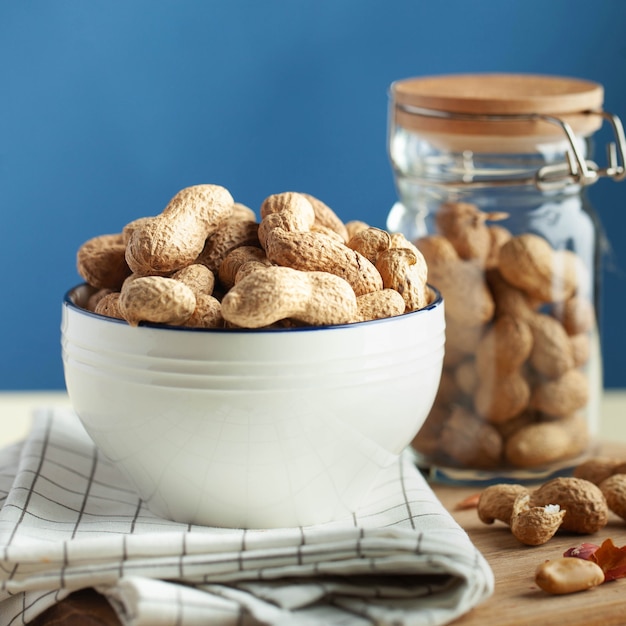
[0,389,625,448]
[0,391,72,445]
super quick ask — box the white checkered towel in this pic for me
[0,408,493,625]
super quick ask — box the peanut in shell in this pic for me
[125,184,234,276]
[498,233,577,303]
[263,228,383,297]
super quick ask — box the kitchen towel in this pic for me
[0,407,493,626]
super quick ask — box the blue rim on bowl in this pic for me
[64,283,444,333]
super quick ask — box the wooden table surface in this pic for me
[435,440,626,626]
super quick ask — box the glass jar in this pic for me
[387,73,626,483]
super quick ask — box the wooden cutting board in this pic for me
[434,441,626,626]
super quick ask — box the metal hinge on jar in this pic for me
[535,111,626,191]
[395,104,626,191]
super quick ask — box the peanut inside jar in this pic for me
[411,202,595,472]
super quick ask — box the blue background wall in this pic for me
[2,0,625,390]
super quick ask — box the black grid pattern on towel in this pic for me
[0,408,493,626]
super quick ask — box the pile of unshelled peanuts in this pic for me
[476,458,626,595]
[476,458,626,544]
[76,184,434,330]
[412,201,594,471]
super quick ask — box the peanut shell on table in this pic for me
[530,477,608,534]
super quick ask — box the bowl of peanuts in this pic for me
[62,185,445,529]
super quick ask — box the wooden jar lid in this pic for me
[391,73,604,150]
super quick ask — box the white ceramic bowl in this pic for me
[61,284,445,528]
